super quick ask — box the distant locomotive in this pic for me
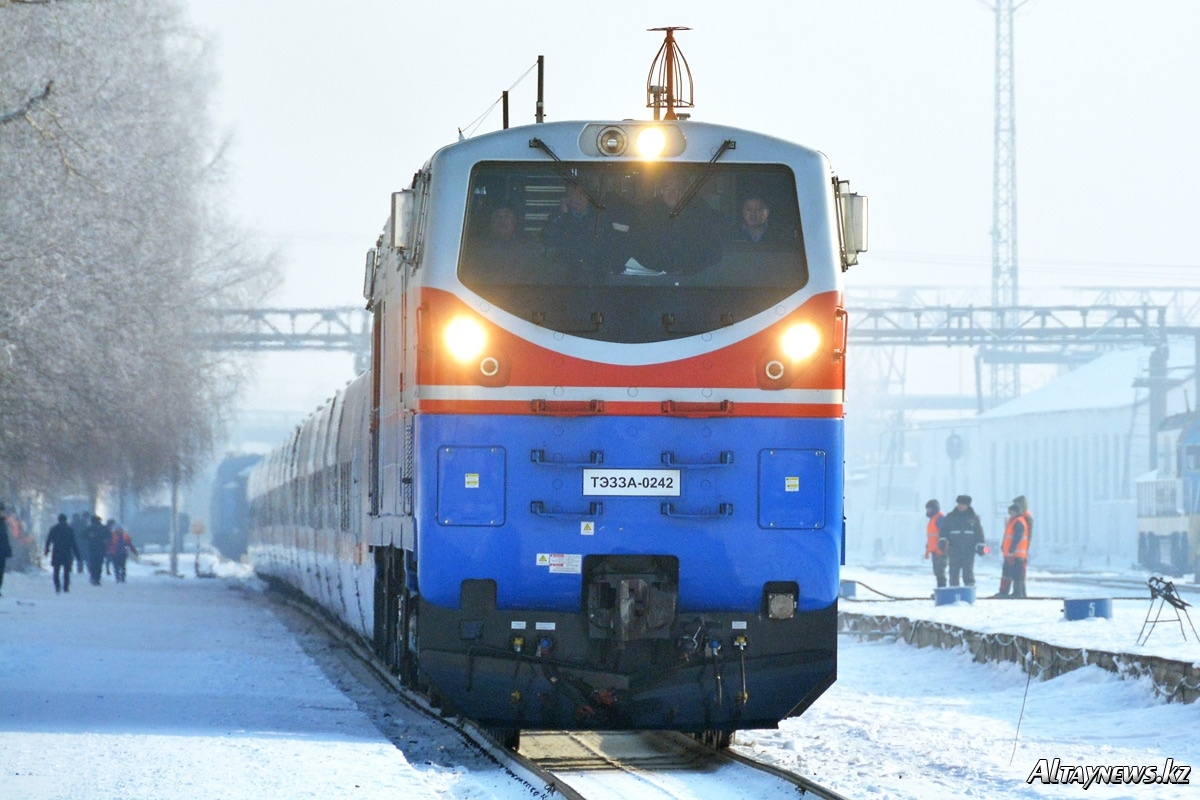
[1137,411,1200,579]
[210,454,262,561]
[246,33,867,748]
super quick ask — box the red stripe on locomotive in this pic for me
[415,287,845,410]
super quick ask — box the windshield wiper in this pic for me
[671,139,736,218]
[529,138,606,210]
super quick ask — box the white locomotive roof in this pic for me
[432,119,828,165]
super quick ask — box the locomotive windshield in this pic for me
[457,162,808,343]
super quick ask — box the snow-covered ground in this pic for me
[737,560,1200,799]
[2,555,1197,799]
[0,557,528,800]
[742,636,1199,799]
[841,561,1200,663]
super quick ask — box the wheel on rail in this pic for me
[694,729,733,749]
[398,588,419,688]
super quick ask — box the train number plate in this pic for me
[582,469,680,496]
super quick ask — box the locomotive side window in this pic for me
[457,162,807,343]
[1186,444,1200,473]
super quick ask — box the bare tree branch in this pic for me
[0,80,53,125]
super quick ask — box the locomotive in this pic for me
[1137,411,1200,579]
[210,453,262,560]
[247,33,867,747]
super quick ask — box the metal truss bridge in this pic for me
[206,302,1196,363]
[205,307,371,373]
[206,299,1200,413]
[853,304,1183,359]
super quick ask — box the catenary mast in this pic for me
[989,0,1024,406]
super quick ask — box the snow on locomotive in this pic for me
[247,33,867,747]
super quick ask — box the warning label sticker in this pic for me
[785,476,800,492]
[537,553,582,574]
[464,473,480,489]
[580,521,595,536]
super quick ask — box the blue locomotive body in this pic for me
[247,109,866,744]
[414,413,843,611]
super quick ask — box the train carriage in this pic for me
[248,37,866,747]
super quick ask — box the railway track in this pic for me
[1031,572,1200,600]
[522,729,850,799]
[268,584,848,800]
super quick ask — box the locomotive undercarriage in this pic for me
[412,569,837,734]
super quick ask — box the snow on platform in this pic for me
[0,557,525,800]
[840,564,1200,702]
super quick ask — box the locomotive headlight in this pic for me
[781,323,821,361]
[444,316,487,363]
[596,126,628,156]
[635,126,667,159]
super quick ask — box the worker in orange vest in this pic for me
[996,503,1030,598]
[108,525,139,584]
[924,499,947,588]
[1013,494,1033,545]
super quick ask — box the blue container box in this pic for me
[839,579,857,599]
[935,586,976,605]
[1063,598,1112,620]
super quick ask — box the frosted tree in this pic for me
[0,0,273,500]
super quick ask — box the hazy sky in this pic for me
[184,0,1200,414]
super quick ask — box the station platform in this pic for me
[0,557,513,799]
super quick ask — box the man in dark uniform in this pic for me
[45,514,82,593]
[941,494,985,587]
[0,503,12,597]
[544,181,630,280]
[70,512,87,573]
[634,174,722,275]
[83,515,108,586]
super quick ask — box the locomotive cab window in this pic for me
[457,162,808,343]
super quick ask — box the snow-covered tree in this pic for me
[0,0,273,499]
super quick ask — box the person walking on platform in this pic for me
[996,503,1030,598]
[45,514,82,593]
[103,518,116,576]
[70,513,87,574]
[924,499,947,588]
[83,515,108,586]
[942,495,985,588]
[108,525,138,583]
[0,503,12,597]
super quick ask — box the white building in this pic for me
[846,341,1197,570]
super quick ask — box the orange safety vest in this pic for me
[925,512,945,556]
[108,530,137,558]
[1002,515,1029,559]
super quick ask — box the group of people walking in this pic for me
[44,513,138,593]
[924,494,1032,597]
